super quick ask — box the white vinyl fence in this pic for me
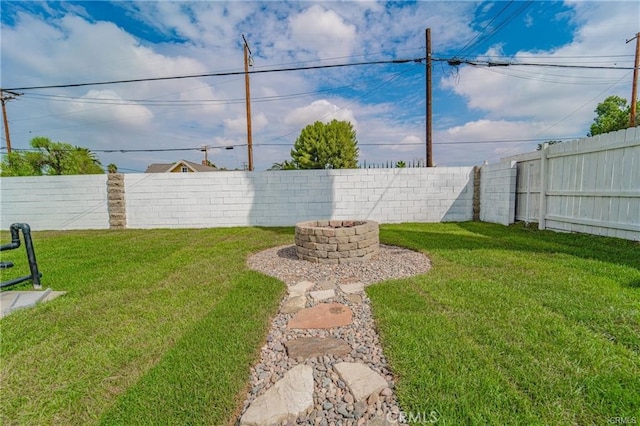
[513,127,639,241]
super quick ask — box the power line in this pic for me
[6,144,244,153]
[472,65,630,85]
[3,56,632,94]
[256,137,581,147]
[485,70,633,161]
[454,1,515,58]
[3,136,585,155]
[455,1,534,60]
[263,64,421,145]
[18,85,357,106]
[440,58,636,70]
[474,54,634,60]
[464,1,534,58]
[2,58,425,91]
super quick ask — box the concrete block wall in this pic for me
[479,161,517,226]
[124,167,475,229]
[0,175,109,230]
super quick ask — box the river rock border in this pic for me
[295,220,379,264]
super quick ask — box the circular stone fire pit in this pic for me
[295,220,379,264]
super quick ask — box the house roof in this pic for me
[144,160,219,173]
[144,163,174,173]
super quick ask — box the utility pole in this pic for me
[243,34,254,171]
[627,32,640,127]
[1,89,18,154]
[426,28,433,167]
[200,145,209,166]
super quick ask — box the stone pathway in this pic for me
[238,278,404,426]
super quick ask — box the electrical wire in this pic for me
[3,53,634,158]
[17,85,370,106]
[6,144,245,153]
[5,135,583,154]
[2,57,425,91]
[3,56,632,95]
[484,70,633,161]
[472,65,630,85]
[455,1,534,60]
[467,1,534,57]
[263,64,421,145]
[256,137,581,147]
[437,57,636,70]
[454,1,515,59]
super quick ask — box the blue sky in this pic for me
[1,1,638,172]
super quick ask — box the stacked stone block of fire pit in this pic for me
[295,220,379,264]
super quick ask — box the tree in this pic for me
[0,137,104,176]
[269,160,296,170]
[107,163,118,174]
[289,120,358,169]
[395,161,406,168]
[588,95,638,136]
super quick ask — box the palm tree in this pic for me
[269,160,296,170]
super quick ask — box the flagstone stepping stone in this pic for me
[309,289,335,302]
[288,281,314,297]
[317,280,337,290]
[285,337,351,359]
[334,362,388,402]
[281,295,306,314]
[240,364,314,426]
[340,283,364,294]
[344,294,363,304]
[287,303,353,329]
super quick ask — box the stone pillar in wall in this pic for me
[107,173,126,229]
[473,166,481,221]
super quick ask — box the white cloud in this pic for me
[2,1,637,172]
[438,1,637,165]
[288,5,356,60]
[59,90,154,128]
[284,100,358,129]
[224,112,268,134]
[444,119,543,140]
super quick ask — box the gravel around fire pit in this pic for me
[248,244,431,286]
[241,244,432,425]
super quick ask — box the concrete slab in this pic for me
[0,289,66,319]
[334,362,388,402]
[240,364,314,426]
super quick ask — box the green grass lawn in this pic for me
[369,222,640,425]
[1,227,293,425]
[1,223,638,425]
